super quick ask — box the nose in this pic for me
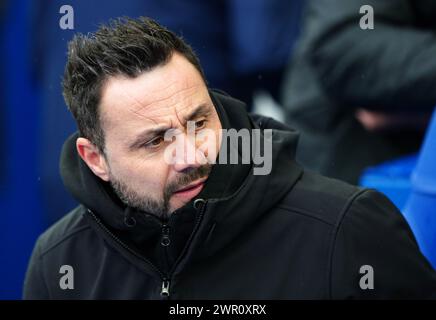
[171,132,207,173]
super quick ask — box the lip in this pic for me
[174,177,208,193]
[172,178,207,200]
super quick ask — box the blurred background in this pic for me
[1,0,435,299]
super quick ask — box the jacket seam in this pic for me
[327,187,368,299]
[275,205,335,226]
[40,224,92,257]
[36,240,51,299]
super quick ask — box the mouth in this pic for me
[172,177,208,200]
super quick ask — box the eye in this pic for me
[195,119,207,130]
[145,136,164,148]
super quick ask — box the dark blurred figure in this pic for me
[281,0,436,184]
[32,0,303,225]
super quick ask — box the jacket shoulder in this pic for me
[37,205,92,256]
[278,169,366,226]
[23,205,93,299]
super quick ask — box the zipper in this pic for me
[161,279,170,297]
[87,209,171,298]
[87,199,208,299]
[161,223,171,279]
[169,199,208,275]
[161,224,171,247]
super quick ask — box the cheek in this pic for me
[211,116,223,154]
[196,120,222,160]
[109,152,170,191]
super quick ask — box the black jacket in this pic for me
[281,0,436,183]
[24,91,436,299]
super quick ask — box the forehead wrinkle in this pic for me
[139,81,200,112]
[119,90,160,124]
[124,80,177,115]
[101,69,205,131]
[101,76,174,123]
[99,81,154,129]
[130,82,202,126]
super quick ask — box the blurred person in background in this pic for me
[281,0,436,184]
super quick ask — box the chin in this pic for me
[168,200,184,214]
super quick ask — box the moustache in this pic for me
[165,164,212,196]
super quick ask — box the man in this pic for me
[281,0,436,184]
[24,17,436,299]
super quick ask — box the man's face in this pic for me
[92,53,222,218]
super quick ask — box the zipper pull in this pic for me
[161,279,170,297]
[161,225,171,246]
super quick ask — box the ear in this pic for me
[76,137,110,181]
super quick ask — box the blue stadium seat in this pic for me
[360,154,417,210]
[403,109,436,269]
[360,109,436,269]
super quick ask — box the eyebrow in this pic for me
[182,104,211,122]
[128,104,211,150]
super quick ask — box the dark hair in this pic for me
[62,16,205,153]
